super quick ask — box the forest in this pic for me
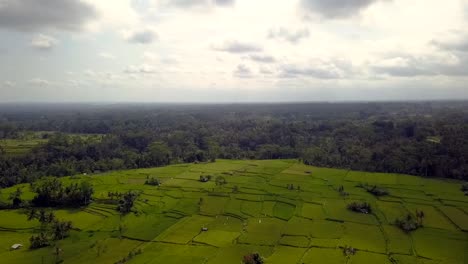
[0,101,467,187]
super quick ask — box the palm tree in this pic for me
[416,210,425,226]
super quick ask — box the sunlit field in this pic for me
[0,159,466,263]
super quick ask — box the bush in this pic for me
[215,176,227,186]
[243,253,264,264]
[29,233,50,249]
[342,245,357,256]
[462,183,468,195]
[359,183,389,196]
[114,249,142,264]
[347,202,372,214]
[199,175,212,182]
[144,177,160,186]
[395,210,424,233]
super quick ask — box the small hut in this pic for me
[11,244,23,250]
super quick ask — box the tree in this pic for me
[243,253,264,264]
[361,184,389,197]
[416,210,425,226]
[29,233,49,249]
[146,141,172,166]
[347,202,372,214]
[9,187,22,208]
[51,220,73,240]
[53,246,63,264]
[31,178,93,207]
[395,212,423,233]
[199,175,212,182]
[144,177,160,186]
[215,176,227,186]
[117,191,139,214]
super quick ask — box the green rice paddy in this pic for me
[0,159,467,263]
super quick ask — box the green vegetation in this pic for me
[0,159,467,263]
[395,210,425,233]
[360,183,389,197]
[347,202,372,214]
[242,252,264,264]
[31,178,93,207]
[1,102,468,190]
[144,177,160,186]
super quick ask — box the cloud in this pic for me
[124,29,158,44]
[124,64,157,74]
[142,51,158,61]
[233,64,253,78]
[432,36,468,53]
[268,27,310,44]
[0,0,97,32]
[279,59,354,79]
[370,52,468,77]
[371,56,435,77]
[161,0,235,8]
[259,67,274,75]
[214,0,235,6]
[213,40,262,53]
[248,54,276,63]
[98,52,116,59]
[301,0,387,19]
[28,78,50,86]
[30,34,58,50]
[3,81,16,87]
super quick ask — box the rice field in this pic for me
[0,159,467,263]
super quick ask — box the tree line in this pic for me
[0,102,467,186]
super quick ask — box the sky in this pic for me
[1,0,468,102]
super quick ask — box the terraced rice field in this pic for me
[0,159,467,263]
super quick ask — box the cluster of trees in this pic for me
[347,202,372,214]
[215,176,227,186]
[0,102,467,187]
[115,191,139,214]
[31,178,94,207]
[395,210,425,233]
[27,209,73,249]
[144,177,160,186]
[114,249,142,264]
[359,184,389,197]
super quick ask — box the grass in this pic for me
[0,159,467,263]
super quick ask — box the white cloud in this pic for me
[212,40,262,53]
[233,64,253,78]
[30,34,58,50]
[28,78,50,86]
[268,27,310,44]
[2,0,468,101]
[98,52,116,59]
[248,54,276,63]
[123,28,158,44]
[3,81,16,87]
[124,64,157,74]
